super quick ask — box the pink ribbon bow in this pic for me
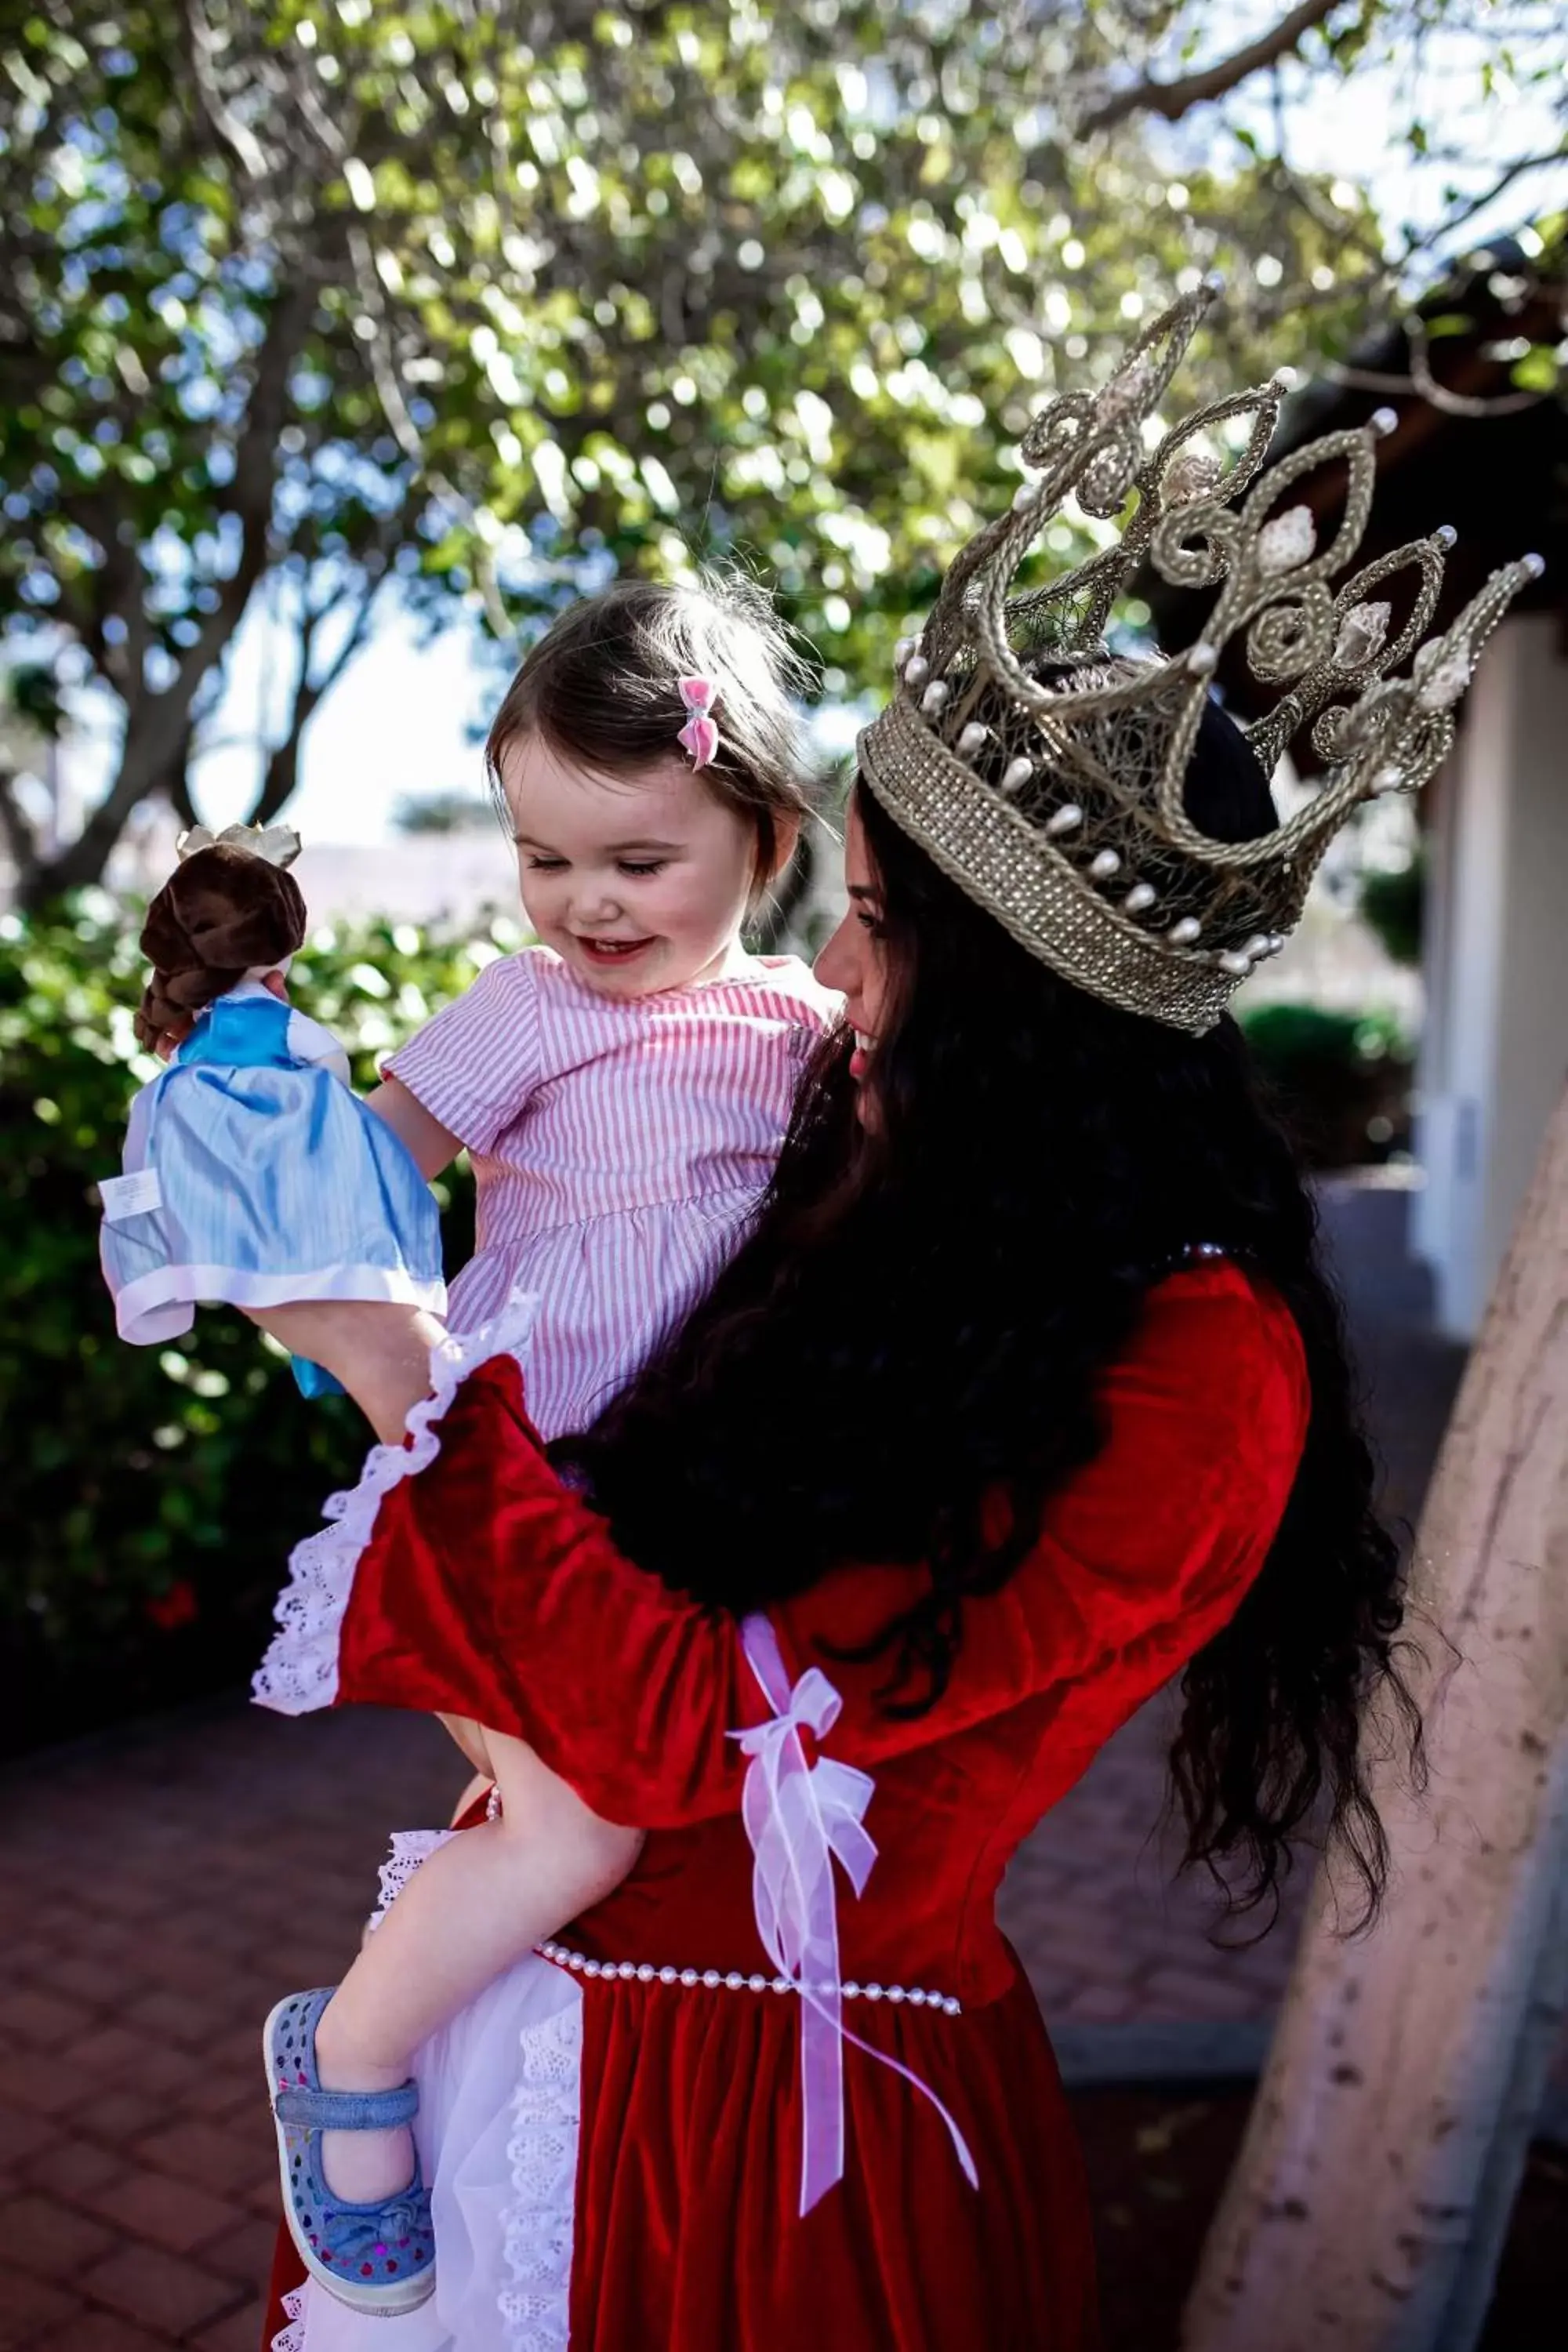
[733,1613,980,2215]
[677,674,720,768]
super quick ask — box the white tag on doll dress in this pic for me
[99,1167,164,1221]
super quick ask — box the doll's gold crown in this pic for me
[857,281,1542,1034]
[176,821,301,869]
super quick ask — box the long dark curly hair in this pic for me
[557,693,1416,1929]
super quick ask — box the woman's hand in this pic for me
[247,1299,448,1444]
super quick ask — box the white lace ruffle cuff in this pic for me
[252,1292,541,1719]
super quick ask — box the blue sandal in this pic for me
[264,1987,436,2316]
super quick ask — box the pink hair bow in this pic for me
[677,674,720,768]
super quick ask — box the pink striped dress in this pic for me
[383,946,840,1439]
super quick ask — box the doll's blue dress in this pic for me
[100,980,446,1391]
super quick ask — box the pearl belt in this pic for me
[536,1939,962,2015]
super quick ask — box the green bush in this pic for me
[0,895,518,1754]
[1240,1000,1414,1169]
[1357,857,1425,968]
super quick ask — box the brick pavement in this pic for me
[0,1174,1468,2348]
[0,1704,467,2349]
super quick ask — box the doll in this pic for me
[99,823,446,1392]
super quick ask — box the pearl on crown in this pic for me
[1414,647,1475,713]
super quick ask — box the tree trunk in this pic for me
[16,280,316,909]
[17,712,198,908]
[1183,1085,1568,2352]
[0,763,42,891]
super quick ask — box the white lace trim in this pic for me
[498,1998,582,2352]
[366,1828,456,1933]
[270,2285,307,2352]
[252,1291,542,1715]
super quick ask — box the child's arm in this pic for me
[365,1076,463,1181]
[375,954,539,1178]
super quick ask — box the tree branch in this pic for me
[147,713,201,828]
[1326,314,1548,416]
[27,278,316,899]
[307,571,386,706]
[1397,143,1568,261]
[0,767,42,885]
[1272,162,1386,274]
[180,0,271,183]
[49,490,149,691]
[283,71,512,644]
[246,557,390,826]
[165,758,200,830]
[173,278,317,682]
[1080,0,1347,132]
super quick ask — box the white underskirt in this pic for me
[272,1936,583,2352]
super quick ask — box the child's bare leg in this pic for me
[248,1300,445,1443]
[313,1733,643,2201]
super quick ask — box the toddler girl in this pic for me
[253,576,840,2317]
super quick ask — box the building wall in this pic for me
[1413,615,1568,1337]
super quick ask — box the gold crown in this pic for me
[856,281,1542,1035]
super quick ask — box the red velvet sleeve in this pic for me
[335,1265,1308,1828]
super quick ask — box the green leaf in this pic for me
[1510,345,1562,394]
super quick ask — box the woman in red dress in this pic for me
[252,290,1531,2348]
[256,742,1389,2350]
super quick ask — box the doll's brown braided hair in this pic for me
[135,844,307,1054]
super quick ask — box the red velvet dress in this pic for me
[262,1261,1308,2350]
